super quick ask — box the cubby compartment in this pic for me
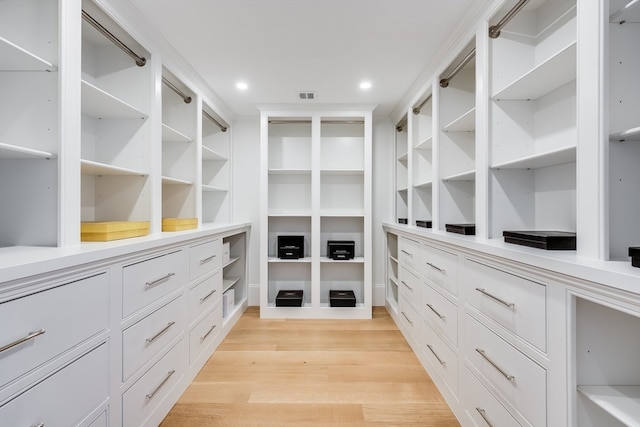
[320,120,364,172]
[268,216,311,261]
[412,93,434,225]
[268,120,312,171]
[320,216,363,261]
[201,105,230,224]
[386,232,399,313]
[320,262,364,307]
[320,172,364,215]
[395,121,408,223]
[267,262,311,308]
[222,232,247,322]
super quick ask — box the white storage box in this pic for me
[223,288,235,318]
[222,242,231,265]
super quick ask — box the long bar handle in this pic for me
[200,255,216,264]
[475,288,514,308]
[146,322,175,343]
[476,407,493,427]
[475,348,515,381]
[0,329,46,353]
[401,311,414,326]
[200,289,217,303]
[400,249,413,257]
[426,344,446,366]
[145,370,175,399]
[401,280,413,291]
[145,272,175,288]
[426,262,445,273]
[200,324,217,342]
[426,303,445,320]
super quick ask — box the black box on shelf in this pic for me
[327,240,355,260]
[629,247,639,268]
[503,230,576,250]
[416,220,432,228]
[329,290,356,307]
[278,235,304,259]
[398,218,408,224]
[275,290,303,307]
[445,223,475,235]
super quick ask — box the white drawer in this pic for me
[398,295,421,342]
[0,272,108,387]
[399,265,422,310]
[122,296,184,381]
[189,239,221,281]
[123,339,186,427]
[464,367,521,427]
[465,258,547,351]
[0,344,108,427]
[464,315,546,427]
[422,318,458,396]
[122,250,185,317]
[398,236,422,275]
[423,283,458,347]
[188,271,222,322]
[86,410,108,427]
[189,304,222,365]
[423,244,458,296]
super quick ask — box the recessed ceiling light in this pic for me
[236,82,248,90]
[360,81,372,90]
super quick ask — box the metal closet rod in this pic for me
[268,120,364,124]
[440,48,475,88]
[203,111,228,132]
[82,10,146,67]
[162,77,192,103]
[489,0,531,39]
[395,116,407,132]
[413,94,432,115]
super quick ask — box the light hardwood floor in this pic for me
[160,306,460,426]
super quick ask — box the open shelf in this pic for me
[443,107,475,132]
[161,176,193,185]
[491,146,576,170]
[578,386,640,427]
[81,159,147,176]
[202,185,227,192]
[268,169,312,175]
[162,123,191,143]
[0,36,56,71]
[223,277,240,293]
[81,80,147,119]
[0,143,55,159]
[415,136,433,150]
[442,169,475,181]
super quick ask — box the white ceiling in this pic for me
[127,0,491,118]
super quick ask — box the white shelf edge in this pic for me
[81,159,147,176]
[442,169,476,181]
[268,257,313,263]
[0,36,56,71]
[162,123,192,143]
[0,143,56,159]
[161,176,193,185]
[319,211,365,217]
[320,256,365,263]
[320,169,365,175]
[414,180,433,188]
[491,146,576,170]
[610,127,640,142]
[415,136,433,150]
[81,80,148,119]
[202,146,227,161]
[398,152,408,162]
[578,385,640,427]
[223,276,241,293]
[443,107,476,132]
[268,168,312,175]
[389,255,398,264]
[223,256,240,269]
[398,186,408,192]
[268,212,312,217]
[202,184,228,192]
[499,4,577,42]
[389,275,398,286]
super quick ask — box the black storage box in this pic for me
[446,223,476,235]
[327,240,355,260]
[329,290,356,307]
[278,235,304,259]
[398,218,408,224]
[629,247,640,268]
[503,230,576,250]
[275,290,303,307]
[416,220,432,228]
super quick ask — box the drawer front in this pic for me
[189,239,221,281]
[188,271,222,322]
[86,410,108,427]
[0,344,108,427]
[189,304,222,365]
[464,315,546,427]
[123,339,187,427]
[398,236,422,274]
[122,250,185,317]
[122,296,184,381]
[422,319,458,396]
[398,265,422,310]
[398,295,421,343]
[464,367,521,427]
[423,244,458,296]
[423,284,458,347]
[465,258,546,351]
[0,272,108,387]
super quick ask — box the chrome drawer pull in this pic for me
[476,407,493,427]
[146,322,176,343]
[475,348,515,381]
[426,344,446,366]
[475,288,514,308]
[145,272,175,288]
[200,324,217,342]
[426,262,445,273]
[146,370,175,400]
[400,249,413,257]
[400,311,414,326]
[0,329,46,353]
[200,289,217,302]
[200,255,216,264]
[401,280,413,291]
[426,303,445,320]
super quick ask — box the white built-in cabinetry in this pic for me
[260,107,373,318]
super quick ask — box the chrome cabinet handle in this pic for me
[200,255,216,264]
[400,249,413,257]
[426,344,446,366]
[476,407,493,427]
[200,289,217,302]
[475,348,515,381]
[475,287,514,308]
[401,311,413,326]
[146,322,175,343]
[426,262,445,273]
[200,324,217,342]
[145,272,175,287]
[0,329,46,353]
[146,370,175,399]
[426,303,445,320]
[401,280,413,291]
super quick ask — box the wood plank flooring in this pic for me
[160,307,460,426]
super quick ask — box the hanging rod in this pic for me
[162,77,192,103]
[489,0,531,39]
[413,94,432,115]
[268,120,364,125]
[440,48,475,88]
[203,111,228,132]
[610,0,639,22]
[82,10,146,67]
[395,115,408,132]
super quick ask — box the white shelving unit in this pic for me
[411,93,434,227]
[222,232,247,325]
[260,107,373,319]
[395,120,409,224]
[201,106,231,224]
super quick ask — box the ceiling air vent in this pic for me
[298,91,316,100]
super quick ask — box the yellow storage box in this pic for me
[162,217,198,232]
[81,221,150,242]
